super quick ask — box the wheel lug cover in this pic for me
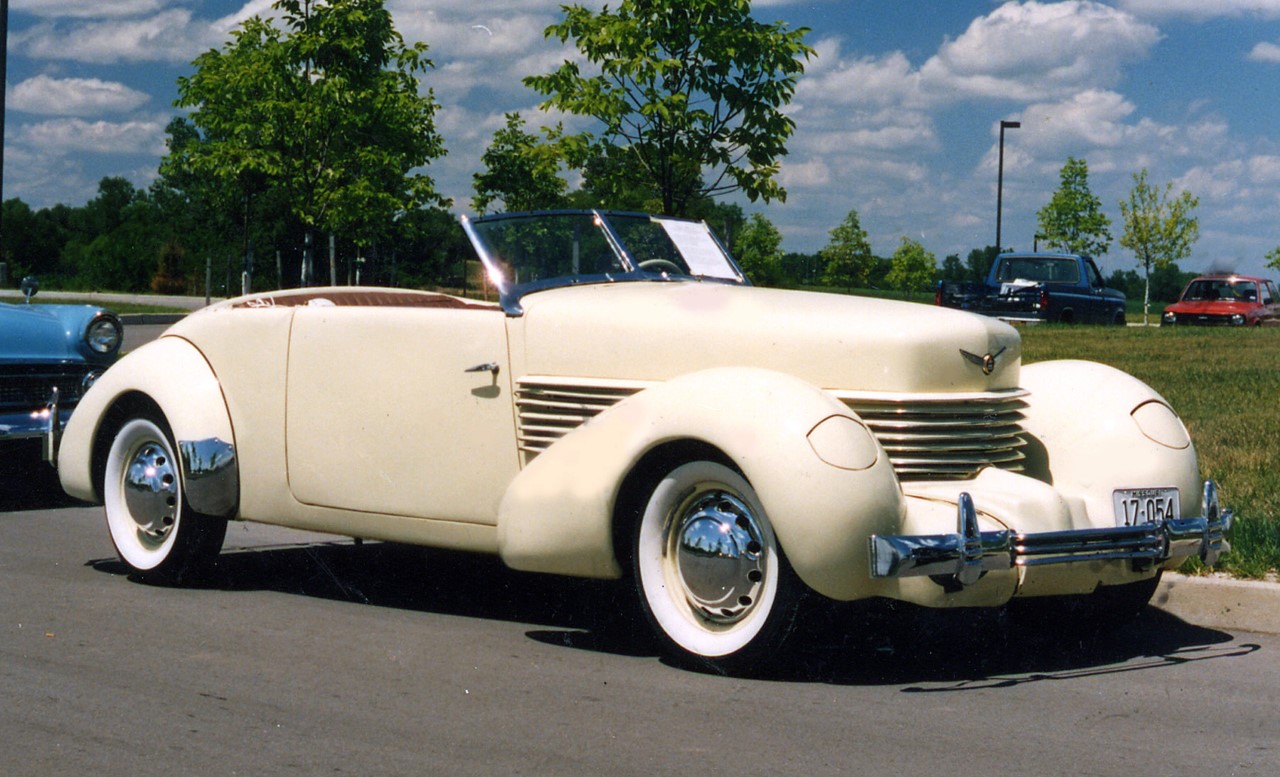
[673,492,767,624]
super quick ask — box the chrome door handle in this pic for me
[465,362,500,377]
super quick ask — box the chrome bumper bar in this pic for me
[0,386,63,462]
[869,481,1233,586]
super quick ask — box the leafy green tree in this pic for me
[1036,157,1112,256]
[473,113,571,213]
[821,209,875,291]
[965,245,1000,282]
[63,179,170,291]
[525,0,813,216]
[2,198,69,281]
[732,213,784,286]
[1266,246,1280,273]
[780,251,822,286]
[939,253,966,281]
[171,0,447,285]
[885,237,936,296]
[1119,169,1199,324]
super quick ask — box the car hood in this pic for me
[515,282,1021,393]
[0,302,78,363]
[1164,299,1256,315]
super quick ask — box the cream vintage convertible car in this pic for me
[58,210,1231,672]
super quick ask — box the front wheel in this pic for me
[103,416,227,585]
[633,460,803,673]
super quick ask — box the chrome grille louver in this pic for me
[515,378,645,458]
[830,389,1029,481]
[516,377,1029,481]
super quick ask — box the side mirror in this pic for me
[20,275,39,303]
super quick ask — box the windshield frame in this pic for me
[460,209,748,315]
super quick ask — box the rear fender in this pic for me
[58,336,238,516]
[497,367,905,600]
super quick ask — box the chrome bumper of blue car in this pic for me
[0,387,63,462]
[870,481,1233,587]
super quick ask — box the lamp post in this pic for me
[996,119,1020,252]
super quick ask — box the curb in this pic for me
[120,313,186,325]
[1155,573,1280,634]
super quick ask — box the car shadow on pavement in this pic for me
[0,450,85,512]
[88,537,1256,683]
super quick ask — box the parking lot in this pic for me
[3,484,1279,775]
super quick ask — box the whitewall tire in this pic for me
[633,460,802,671]
[103,416,227,584]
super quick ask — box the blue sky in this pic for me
[7,0,1280,279]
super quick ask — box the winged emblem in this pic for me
[959,346,1007,376]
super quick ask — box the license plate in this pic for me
[1113,488,1179,527]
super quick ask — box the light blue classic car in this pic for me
[1,279,123,461]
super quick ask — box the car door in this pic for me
[1083,258,1107,322]
[1262,281,1280,324]
[285,304,517,524]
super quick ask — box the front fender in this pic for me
[1019,360,1200,530]
[58,335,238,516]
[497,367,905,599]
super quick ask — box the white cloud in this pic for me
[1118,0,1280,19]
[13,117,168,156]
[918,1,1160,102]
[10,0,169,19]
[13,9,224,64]
[1247,41,1280,62]
[10,75,150,116]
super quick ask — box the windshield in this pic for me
[1181,278,1259,302]
[994,256,1081,284]
[461,210,745,313]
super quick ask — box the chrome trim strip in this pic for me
[869,480,1234,584]
[178,437,239,517]
[43,387,60,462]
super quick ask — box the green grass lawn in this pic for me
[28,300,190,315]
[1020,324,1280,578]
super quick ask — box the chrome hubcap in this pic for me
[669,489,767,625]
[123,441,179,545]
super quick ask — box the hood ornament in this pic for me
[960,346,1007,376]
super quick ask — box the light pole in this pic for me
[996,119,1020,252]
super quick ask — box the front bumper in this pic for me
[870,481,1233,587]
[0,387,63,461]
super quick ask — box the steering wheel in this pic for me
[638,259,683,275]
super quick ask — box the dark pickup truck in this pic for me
[937,252,1126,324]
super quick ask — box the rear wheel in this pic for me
[103,416,227,585]
[633,460,803,673]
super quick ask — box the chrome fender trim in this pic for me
[869,480,1234,586]
[178,437,239,517]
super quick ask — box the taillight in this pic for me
[1038,288,1050,310]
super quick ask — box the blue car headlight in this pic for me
[85,314,123,355]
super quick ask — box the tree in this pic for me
[820,209,875,291]
[1266,246,1280,273]
[171,0,447,286]
[524,0,813,216]
[965,246,1000,282]
[473,113,571,214]
[733,213,784,286]
[885,237,936,296]
[939,253,966,282]
[1119,169,1199,324]
[1036,157,1112,256]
